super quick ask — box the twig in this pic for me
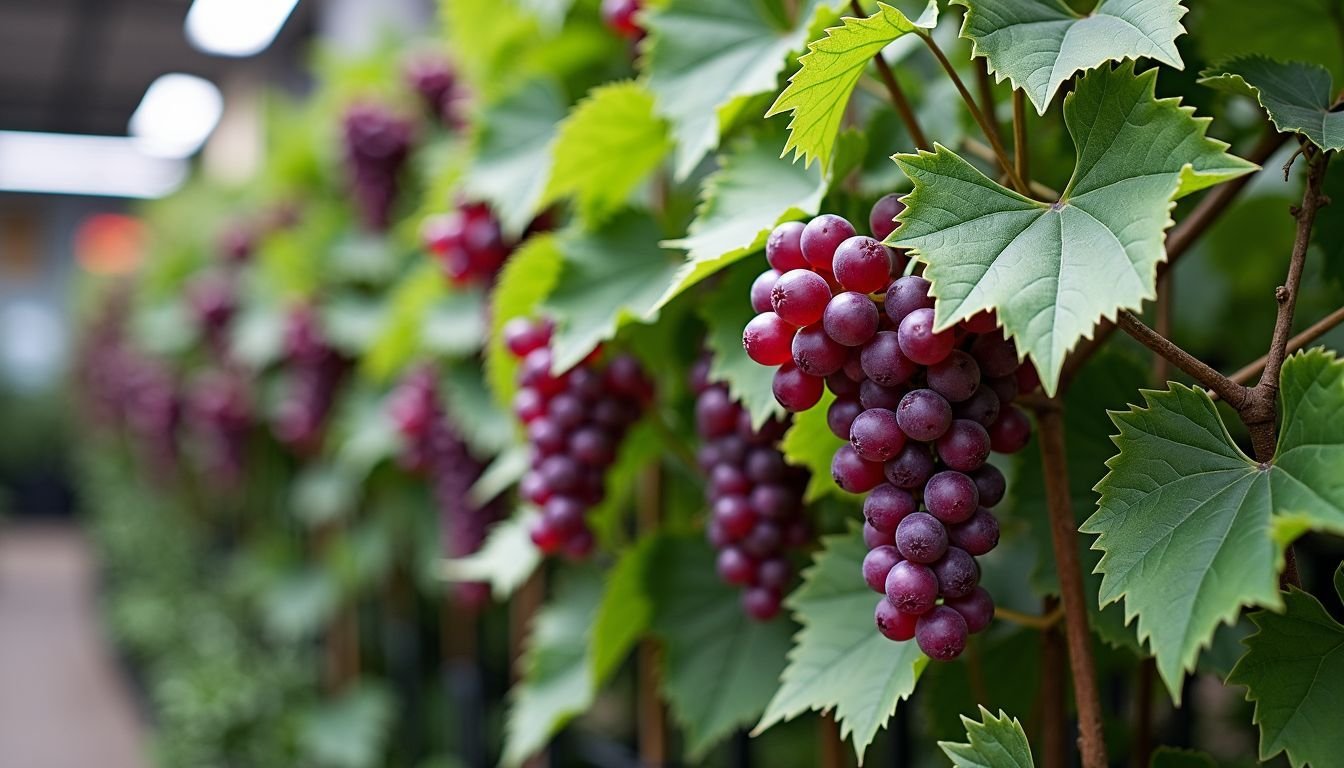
[1039,597,1067,768]
[996,604,1064,630]
[820,713,846,768]
[638,466,668,766]
[961,137,1058,199]
[850,0,930,150]
[918,33,1030,195]
[1012,89,1029,183]
[1154,273,1173,383]
[976,61,999,143]
[1114,310,1249,407]
[1034,405,1108,768]
[1220,305,1344,389]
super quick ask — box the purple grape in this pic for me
[863,520,895,549]
[970,464,1006,508]
[743,312,797,366]
[713,495,756,539]
[717,546,755,585]
[751,269,780,312]
[949,509,999,556]
[711,463,751,496]
[539,454,581,493]
[544,496,587,531]
[860,331,918,387]
[986,374,1019,405]
[773,363,824,412]
[988,405,1031,454]
[885,560,939,615]
[931,547,979,599]
[849,407,906,462]
[896,388,952,442]
[898,307,955,366]
[895,512,948,564]
[741,521,783,558]
[742,587,782,621]
[766,221,808,272]
[832,236,893,294]
[864,484,917,532]
[823,292,880,347]
[916,605,968,660]
[826,371,861,398]
[937,419,991,472]
[862,545,901,593]
[869,193,905,241]
[970,333,1019,378]
[528,418,566,456]
[831,444,886,493]
[750,484,798,519]
[859,379,904,410]
[924,470,980,524]
[570,427,615,466]
[946,586,994,634]
[875,598,918,641]
[884,444,935,489]
[696,386,739,437]
[884,276,934,325]
[792,324,849,376]
[800,214,857,272]
[772,269,832,327]
[745,448,787,483]
[927,350,981,403]
[826,397,864,439]
[757,558,792,591]
[547,392,585,429]
[955,385,1001,427]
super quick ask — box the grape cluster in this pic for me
[186,271,237,352]
[742,196,1038,660]
[388,365,503,608]
[404,54,465,129]
[691,359,810,621]
[505,318,652,558]
[601,0,644,40]
[422,202,510,286]
[272,306,350,454]
[341,103,415,232]
[187,369,251,482]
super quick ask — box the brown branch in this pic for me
[976,61,999,144]
[1131,658,1156,768]
[996,604,1064,629]
[1154,273,1173,383]
[819,713,846,768]
[850,0,930,150]
[961,138,1057,198]
[1115,310,1249,407]
[1039,597,1068,768]
[1012,89,1029,183]
[638,466,668,766]
[1034,405,1108,768]
[1221,305,1344,389]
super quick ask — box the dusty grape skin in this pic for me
[860,331,919,387]
[800,214,857,272]
[946,586,995,634]
[931,547,980,599]
[896,388,952,442]
[923,470,980,524]
[864,484,917,532]
[868,193,905,241]
[895,512,949,564]
[823,291,880,347]
[955,384,1001,427]
[771,269,832,327]
[936,419,992,472]
[897,307,955,366]
[751,269,781,313]
[875,599,918,641]
[988,405,1032,454]
[915,605,969,660]
[849,407,907,462]
[884,275,934,325]
[826,397,864,440]
[927,350,981,403]
[831,444,887,493]
[884,444,935,489]
[970,464,1006,507]
[766,220,808,272]
[792,324,849,377]
[884,559,939,615]
[832,235,893,294]
[773,363,825,412]
[862,545,901,593]
[949,508,1000,556]
[743,312,796,366]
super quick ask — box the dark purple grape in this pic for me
[742,587,782,621]
[884,444,935,489]
[528,418,566,456]
[800,214,857,272]
[544,496,587,531]
[697,386,739,437]
[860,331,918,387]
[864,484,917,532]
[831,444,886,493]
[570,427,615,466]
[916,605,968,660]
[757,558,792,591]
[946,586,994,634]
[766,221,808,272]
[949,509,999,556]
[823,292,880,347]
[564,529,596,559]
[826,371,861,399]
[842,348,866,382]
[826,397,863,439]
[985,374,1019,405]
[927,350,981,403]
[1016,363,1041,393]
[923,470,979,524]
[931,547,979,599]
[792,324,848,376]
[884,275,934,325]
[547,392,585,429]
[773,363,824,412]
[849,408,906,462]
[885,560,939,614]
[896,388,952,442]
[832,236,893,294]
[898,308,955,365]
[970,464,1006,507]
[743,312,796,366]
[869,193,905,241]
[741,521,783,558]
[955,385,1001,427]
[970,333,1018,378]
[750,484,798,519]
[859,380,904,411]
[716,434,748,465]
[875,598,918,641]
[988,405,1031,454]
[895,512,948,564]
[772,269,832,327]
[711,463,751,496]
[713,495,756,539]
[745,448,786,483]
[513,387,545,423]
[539,454,582,493]
[717,547,755,585]
[862,545,901,593]
[863,520,895,549]
[960,309,998,334]
[937,419,991,471]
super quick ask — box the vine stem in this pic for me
[1033,403,1109,768]
[1012,89,1029,182]
[849,0,930,150]
[1221,305,1344,389]
[996,604,1064,629]
[819,713,845,768]
[1114,310,1249,407]
[637,466,668,767]
[1039,596,1067,768]
[919,33,1029,195]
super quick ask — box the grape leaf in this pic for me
[1080,349,1344,701]
[543,81,674,225]
[589,535,657,685]
[501,567,602,767]
[484,234,564,409]
[644,0,839,179]
[955,0,1187,114]
[780,387,850,502]
[1200,57,1344,152]
[299,683,395,768]
[441,514,541,600]
[441,0,539,99]
[766,1,938,171]
[1315,160,1344,285]
[650,535,795,759]
[655,127,831,312]
[699,262,787,429]
[888,62,1256,395]
[543,211,683,372]
[461,79,566,237]
[756,526,927,761]
[937,707,1035,768]
[1187,0,1344,83]
[1227,571,1344,768]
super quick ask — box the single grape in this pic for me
[757,558,791,591]
[751,269,781,313]
[743,312,796,366]
[959,310,999,334]
[885,560,939,615]
[823,292,880,347]
[859,379,904,411]
[742,587,782,621]
[570,427,615,466]
[513,387,545,423]
[710,464,751,496]
[539,454,581,493]
[988,405,1031,454]
[771,269,832,327]
[985,374,1019,405]
[745,448,786,483]
[543,495,587,531]
[766,220,808,272]
[713,495,756,539]
[741,521,783,559]
[831,444,886,493]
[772,363,824,412]
[1016,363,1042,394]
[970,333,1018,378]
[864,483,916,532]
[896,388,952,442]
[875,599,919,641]
[503,317,551,357]
[915,605,969,660]
[948,508,999,556]
[696,386,739,437]
[800,214,857,272]
[750,484,798,520]
[927,350,981,403]
[849,407,906,462]
[936,419,991,472]
[546,392,584,429]
[520,471,551,505]
[826,397,864,440]
[529,518,564,553]
[860,331,919,387]
[833,236,894,294]
[898,307,955,365]
[970,464,1006,507]
[862,545,901,593]
[946,586,994,634]
[863,520,895,550]
[689,358,713,394]
[868,193,905,241]
[931,547,979,599]
[792,324,849,376]
[954,384,1001,427]
[716,434,748,466]
[895,512,948,564]
[884,276,934,325]
[717,546,755,585]
[826,371,861,399]
[528,418,566,456]
[841,348,866,382]
[924,470,980,524]
[884,444,935,489]
[601,0,643,38]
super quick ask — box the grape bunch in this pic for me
[186,271,237,353]
[388,365,503,608]
[341,102,415,232]
[422,202,510,286]
[272,306,350,455]
[691,359,810,621]
[741,197,1038,660]
[187,369,251,482]
[404,54,465,129]
[504,319,652,558]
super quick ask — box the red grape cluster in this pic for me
[504,319,652,558]
[691,359,810,621]
[272,306,350,454]
[341,103,415,232]
[422,202,510,286]
[741,196,1037,660]
[388,365,504,608]
[404,54,466,129]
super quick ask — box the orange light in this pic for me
[75,214,145,275]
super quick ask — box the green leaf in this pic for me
[937,706,1035,768]
[757,526,926,760]
[461,80,567,237]
[656,127,831,311]
[1080,349,1344,701]
[502,567,602,767]
[644,0,838,178]
[1315,159,1344,285]
[543,211,683,372]
[1149,747,1217,768]
[1200,57,1344,152]
[766,1,937,170]
[484,234,565,409]
[421,288,488,358]
[699,262,787,429]
[586,420,664,550]
[780,387,849,502]
[651,535,795,758]
[440,363,514,457]
[1227,572,1344,768]
[889,62,1256,395]
[361,262,447,382]
[590,536,657,685]
[442,0,539,99]
[442,515,541,600]
[543,81,673,225]
[1188,0,1344,83]
[299,683,395,768]
[956,0,1187,114]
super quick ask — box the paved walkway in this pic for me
[0,523,149,768]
